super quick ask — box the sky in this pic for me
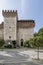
[0,0,43,32]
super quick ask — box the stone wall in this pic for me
[4,17,17,41]
[17,28,34,46]
[0,29,4,39]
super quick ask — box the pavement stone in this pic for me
[0,49,43,65]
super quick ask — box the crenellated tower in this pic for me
[2,10,18,46]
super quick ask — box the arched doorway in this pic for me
[21,39,23,46]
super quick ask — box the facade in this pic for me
[0,10,35,47]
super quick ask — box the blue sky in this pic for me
[0,0,43,32]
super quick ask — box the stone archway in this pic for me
[21,39,23,46]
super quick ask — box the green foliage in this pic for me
[34,36,43,47]
[24,40,31,47]
[29,38,34,48]
[29,36,43,48]
[29,28,43,60]
[4,45,12,48]
[34,32,38,37]
[38,28,43,33]
[0,39,5,47]
[29,38,37,48]
[24,36,43,48]
[38,28,43,37]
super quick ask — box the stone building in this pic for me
[0,10,35,47]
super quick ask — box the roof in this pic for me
[18,20,34,22]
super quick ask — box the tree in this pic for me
[29,38,35,48]
[35,36,43,60]
[38,28,43,37]
[0,39,5,47]
[24,40,31,47]
[29,36,43,60]
[29,28,43,60]
[34,32,38,37]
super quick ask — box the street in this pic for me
[0,49,43,65]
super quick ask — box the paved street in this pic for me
[0,49,43,65]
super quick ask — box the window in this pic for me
[9,26,12,31]
[9,36,11,39]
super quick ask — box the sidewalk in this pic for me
[18,49,43,60]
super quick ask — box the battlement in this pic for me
[2,10,17,17]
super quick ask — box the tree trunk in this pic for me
[37,47,40,60]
